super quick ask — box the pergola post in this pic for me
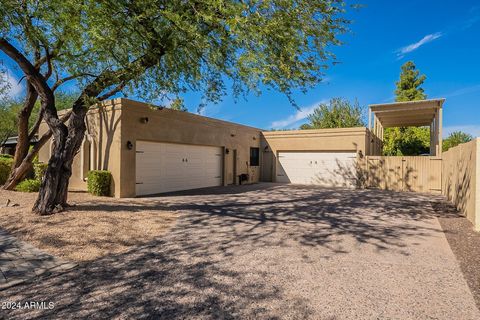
[438,107,443,156]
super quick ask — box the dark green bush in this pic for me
[15,179,41,192]
[34,162,48,181]
[87,170,112,196]
[0,154,13,159]
[0,157,13,185]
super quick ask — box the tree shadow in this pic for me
[0,184,451,319]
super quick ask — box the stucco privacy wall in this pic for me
[442,138,480,229]
[38,101,124,196]
[119,99,262,197]
[261,127,370,182]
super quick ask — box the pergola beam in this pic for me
[368,98,445,156]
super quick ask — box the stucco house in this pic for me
[38,98,445,198]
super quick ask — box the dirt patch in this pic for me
[0,190,176,262]
[432,200,480,309]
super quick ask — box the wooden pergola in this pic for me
[368,99,445,156]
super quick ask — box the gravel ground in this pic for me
[432,200,480,309]
[0,190,176,261]
[0,184,478,319]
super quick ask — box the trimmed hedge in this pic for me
[15,179,41,192]
[0,157,13,185]
[34,162,48,181]
[87,170,112,196]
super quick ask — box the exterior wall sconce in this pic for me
[140,117,149,124]
[225,148,230,154]
[230,133,235,137]
[252,136,256,140]
[126,141,133,150]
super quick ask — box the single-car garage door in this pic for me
[136,141,223,196]
[276,151,357,188]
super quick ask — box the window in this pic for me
[250,147,260,166]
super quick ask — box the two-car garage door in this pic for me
[276,152,357,188]
[136,141,222,196]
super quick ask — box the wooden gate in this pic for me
[364,156,442,193]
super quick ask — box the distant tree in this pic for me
[383,61,430,156]
[300,98,365,129]
[0,93,76,147]
[443,131,473,152]
[169,98,187,112]
[0,102,17,147]
[394,61,427,102]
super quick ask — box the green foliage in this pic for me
[383,61,430,155]
[394,61,427,102]
[0,157,13,185]
[443,131,473,152]
[1,0,352,109]
[301,98,365,129]
[0,153,13,159]
[0,92,76,145]
[382,127,430,156]
[87,170,112,196]
[169,98,187,112]
[0,99,18,145]
[33,162,48,181]
[15,179,41,192]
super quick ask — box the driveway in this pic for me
[1,183,479,319]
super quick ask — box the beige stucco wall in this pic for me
[261,127,369,182]
[118,99,262,197]
[38,100,124,196]
[39,98,262,198]
[442,138,480,229]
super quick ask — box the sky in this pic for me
[1,0,479,137]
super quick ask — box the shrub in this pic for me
[15,179,41,192]
[0,157,13,185]
[34,162,48,181]
[0,154,13,159]
[87,170,112,196]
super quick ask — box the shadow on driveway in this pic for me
[1,184,477,319]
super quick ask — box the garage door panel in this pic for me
[277,152,357,187]
[136,141,222,196]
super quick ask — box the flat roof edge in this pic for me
[369,98,445,108]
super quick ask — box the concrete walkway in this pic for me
[1,184,479,319]
[0,228,76,290]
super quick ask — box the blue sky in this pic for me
[2,0,479,137]
[189,0,480,136]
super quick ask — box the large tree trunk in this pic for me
[3,82,38,190]
[32,102,86,214]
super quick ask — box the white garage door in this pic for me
[136,141,223,196]
[276,152,357,188]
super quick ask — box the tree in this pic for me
[443,131,473,152]
[300,98,365,129]
[1,0,352,214]
[383,61,430,156]
[394,61,426,102]
[169,98,187,112]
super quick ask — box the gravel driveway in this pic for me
[1,183,479,319]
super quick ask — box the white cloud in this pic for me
[443,125,480,138]
[0,69,23,98]
[397,32,442,58]
[442,84,480,98]
[269,100,325,129]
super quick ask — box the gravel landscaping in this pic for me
[1,184,479,319]
[432,200,480,309]
[0,190,176,262]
